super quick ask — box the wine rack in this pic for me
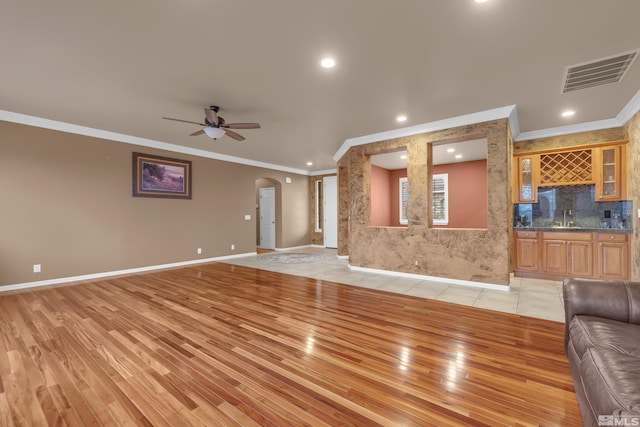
[539,150,593,185]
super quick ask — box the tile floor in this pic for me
[224,247,566,323]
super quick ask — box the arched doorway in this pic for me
[255,178,282,250]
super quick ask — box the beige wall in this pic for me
[338,119,512,286]
[0,122,310,286]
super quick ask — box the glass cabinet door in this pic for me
[596,146,622,201]
[517,155,538,203]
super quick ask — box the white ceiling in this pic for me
[1,1,639,173]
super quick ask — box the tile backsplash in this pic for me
[513,185,633,229]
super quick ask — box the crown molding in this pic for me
[5,88,640,173]
[616,88,640,125]
[515,88,640,142]
[514,118,622,141]
[309,169,337,176]
[332,105,518,162]
[0,110,313,176]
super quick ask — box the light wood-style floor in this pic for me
[0,262,582,426]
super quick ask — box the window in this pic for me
[432,173,448,225]
[399,177,408,225]
[315,179,323,231]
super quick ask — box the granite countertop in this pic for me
[515,226,632,234]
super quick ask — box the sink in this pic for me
[552,225,577,229]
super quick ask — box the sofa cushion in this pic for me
[569,315,640,359]
[579,348,640,420]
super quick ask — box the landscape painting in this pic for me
[132,152,192,199]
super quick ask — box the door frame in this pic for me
[323,175,338,249]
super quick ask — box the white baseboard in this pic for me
[348,264,509,291]
[0,252,257,293]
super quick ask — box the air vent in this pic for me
[562,49,638,93]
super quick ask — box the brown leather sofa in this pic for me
[563,278,640,427]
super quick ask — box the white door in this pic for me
[323,176,338,248]
[259,187,276,249]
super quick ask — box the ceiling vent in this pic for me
[562,49,638,93]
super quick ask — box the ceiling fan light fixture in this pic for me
[204,127,226,139]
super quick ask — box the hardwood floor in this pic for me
[0,262,581,426]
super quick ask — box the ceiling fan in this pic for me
[162,106,260,141]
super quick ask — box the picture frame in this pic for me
[132,152,192,199]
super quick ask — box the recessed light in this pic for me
[320,58,335,68]
[455,154,463,159]
[447,148,455,153]
[396,115,407,122]
[306,161,313,166]
[562,110,575,117]
[475,0,488,3]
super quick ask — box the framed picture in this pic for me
[132,152,192,199]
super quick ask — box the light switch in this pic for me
[244,214,251,220]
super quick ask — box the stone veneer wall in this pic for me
[624,110,640,280]
[337,158,350,256]
[513,128,626,154]
[338,119,512,286]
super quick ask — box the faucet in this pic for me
[562,209,573,227]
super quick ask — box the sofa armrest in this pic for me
[563,278,640,350]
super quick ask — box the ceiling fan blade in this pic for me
[204,108,219,126]
[163,117,207,126]
[189,129,205,136]
[222,123,261,129]
[224,129,246,141]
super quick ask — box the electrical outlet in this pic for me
[414,260,419,266]
[33,264,41,273]
[231,244,235,250]
[244,214,251,220]
[197,248,202,254]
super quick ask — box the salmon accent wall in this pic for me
[370,160,488,229]
[389,169,406,226]
[434,159,488,229]
[370,165,392,226]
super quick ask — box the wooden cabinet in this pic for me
[567,238,595,277]
[594,144,627,201]
[513,155,539,203]
[597,233,629,280]
[514,231,629,280]
[513,140,628,202]
[540,237,568,275]
[514,231,538,271]
[541,232,593,277]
